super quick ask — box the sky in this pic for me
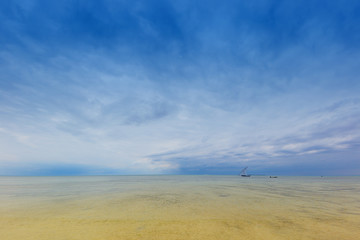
[0,0,359,176]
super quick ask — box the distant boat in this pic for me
[239,167,251,177]
[269,176,278,178]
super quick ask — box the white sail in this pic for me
[239,167,251,177]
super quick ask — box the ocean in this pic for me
[0,175,359,240]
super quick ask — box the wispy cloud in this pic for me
[1,0,359,175]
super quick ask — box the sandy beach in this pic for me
[1,176,359,240]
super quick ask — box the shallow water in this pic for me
[0,175,359,240]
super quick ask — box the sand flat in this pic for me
[0,176,359,240]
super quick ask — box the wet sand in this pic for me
[0,175,359,240]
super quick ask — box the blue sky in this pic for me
[0,0,359,175]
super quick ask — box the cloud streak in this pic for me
[1,0,360,175]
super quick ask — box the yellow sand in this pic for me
[0,176,359,240]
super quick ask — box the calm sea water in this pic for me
[0,175,359,240]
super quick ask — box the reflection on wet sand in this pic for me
[0,176,359,240]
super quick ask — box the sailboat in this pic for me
[239,167,251,177]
